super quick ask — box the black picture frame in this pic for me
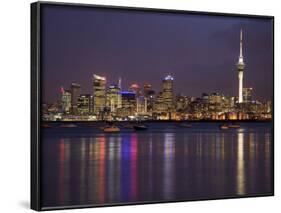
[31,1,274,211]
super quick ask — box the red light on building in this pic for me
[130,83,140,89]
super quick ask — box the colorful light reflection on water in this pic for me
[41,122,273,208]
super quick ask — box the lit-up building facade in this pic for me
[154,92,165,113]
[42,28,272,122]
[70,83,81,115]
[243,87,253,103]
[93,74,106,116]
[77,94,92,115]
[61,88,71,113]
[162,75,174,110]
[118,91,136,117]
[106,84,120,113]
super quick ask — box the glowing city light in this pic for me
[164,75,174,81]
[93,74,106,81]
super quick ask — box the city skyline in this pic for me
[35,3,273,210]
[41,5,273,104]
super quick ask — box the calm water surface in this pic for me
[41,122,273,208]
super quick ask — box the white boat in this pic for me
[220,124,229,130]
[228,124,240,128]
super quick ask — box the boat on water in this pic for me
[220,122,241,130]
[60,123,78,128]
[133,124,148,130]
[220,124,229,130]
[228,124,241,128]
[103,126,120,133]
[177,123,192,128]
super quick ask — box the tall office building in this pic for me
[237,29,245,103]
[93,74,106,115]
[60,87,71,113]
[77,94,92,115]
[146,90,156,113]
[243,87,253,103]
[70,83,81,114]
[119,91,136,117]
[106,84,120,112]
[154,92,165,113]
[162,75,174,110]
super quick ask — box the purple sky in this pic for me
[41,4,273,104]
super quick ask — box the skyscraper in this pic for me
[60,87,71,113]
[70,83,81,114]
[106,84,120,113]
[119,91,136,117]
[154,92,165,113]
[162,75,174,110]
[93,74,106,116]
[237,29,245,103]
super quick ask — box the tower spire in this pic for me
[238,28,244,65]
[237,28,245,104]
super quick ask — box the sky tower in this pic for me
[237,29,245,103]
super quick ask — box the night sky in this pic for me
[41,4,273,104]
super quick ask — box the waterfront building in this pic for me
[93,74,106,116]
[60,87,71,113]
[237,29,245,103]
[222,96,235,112]
[175,94,189,111]
[136,95,148,114]
[77,94,92,115]
[208,93,223,114]
[209,93,223,104]
[147,91,156,112]
[70,83,81,114]
[154,92,165,114]
[266,101,272,113]
[243,87,253,103]
[118,91,136,118]
[201,93,209,104]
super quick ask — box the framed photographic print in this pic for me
[31,1,274,211]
